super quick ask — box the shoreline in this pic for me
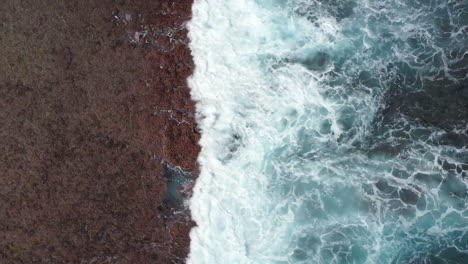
[0,0,199,263]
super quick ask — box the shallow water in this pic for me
[187,0,468,263]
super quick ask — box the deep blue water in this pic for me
[188,0,468,263]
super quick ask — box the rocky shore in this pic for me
[0,0,199,263]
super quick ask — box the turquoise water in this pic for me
[188,0,468,263]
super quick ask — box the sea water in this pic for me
[187,0,468,263]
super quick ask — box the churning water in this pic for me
[187,0,468,263]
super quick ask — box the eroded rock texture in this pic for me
[0,0,199,263]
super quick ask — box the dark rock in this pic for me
[0,0,199,263]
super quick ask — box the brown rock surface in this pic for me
[0,0,199,263]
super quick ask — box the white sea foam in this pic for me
[187,1,337,262]
[187,0,468,263]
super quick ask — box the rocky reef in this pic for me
[0,0,199,263]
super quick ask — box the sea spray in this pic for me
[188,0,468,263]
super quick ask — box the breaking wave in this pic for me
[188,0,468,263]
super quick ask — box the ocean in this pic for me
[187,0,468,263]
